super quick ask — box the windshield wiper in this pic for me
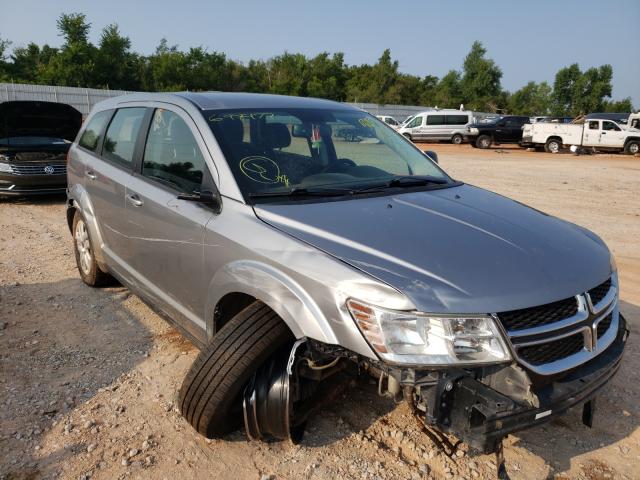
[249,187,354,198]
[353,175,448,194]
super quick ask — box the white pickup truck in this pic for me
[522,113,640,154]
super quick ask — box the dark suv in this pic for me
[0,101,81,197]
[464,115,530,149]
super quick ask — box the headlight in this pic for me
[0,155,13,172]
[347,299,511,365]
[469,127,479,134]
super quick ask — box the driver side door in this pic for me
[122,107,218,337]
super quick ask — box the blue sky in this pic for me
[2,0,639,106]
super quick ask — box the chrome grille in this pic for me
[497,276,618,375]
[9,163,67,175]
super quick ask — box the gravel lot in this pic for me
[1,144,638,480]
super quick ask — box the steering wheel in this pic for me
[321,158,357,174]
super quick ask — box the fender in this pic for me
[67,182,109,270]
[205,259,338,344]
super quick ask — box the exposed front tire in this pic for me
[624,140,640,155]
[451,133,463,145]
[179,301,294,438]
[72,211,111,287]
[545,138,562,154]
[402,133,413,142]
[476,135,492,149]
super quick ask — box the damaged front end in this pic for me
[240,277,628,479]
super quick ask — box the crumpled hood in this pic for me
[255,184,613,313]
[0,101,82,142]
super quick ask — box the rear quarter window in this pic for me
[78,110,112,152]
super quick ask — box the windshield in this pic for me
[206,108,452,201]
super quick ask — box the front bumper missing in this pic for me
[424,315,628,454]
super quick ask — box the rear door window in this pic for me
[102,108,146,167]
[142,109,207,194]
[445,115,468,125]
[78,110,112,152]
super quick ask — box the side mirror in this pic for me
[423,150,438,164]
[177,189,222,213]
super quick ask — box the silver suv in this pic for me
[67,92,627,475]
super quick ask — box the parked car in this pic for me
[521,117,640,154]
[464,115,530,149]
[397,110,473,144]
[0,101,81,197]
[67,92,627,477]
[375,115,401,130]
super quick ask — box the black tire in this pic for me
[72,210,111,287]
[624,140,640,155]
[470,141,479,148]
[545,138,562,154]
[451,133,463,145]
[402,133,413,142]
[179,301,294,438]
[476,135,492,149]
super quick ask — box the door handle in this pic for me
[601,132,607,135]
[85,171,97,180]
[126,193,144,207]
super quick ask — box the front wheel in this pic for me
[624,140,640,155]
[451,134,463,145]
[402,133,413,142]
[476,135,492,149]
[179,301,294,438]
[72,211,111,287]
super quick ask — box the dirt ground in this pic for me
[1,144,639,480]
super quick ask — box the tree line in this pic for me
[0,13,634,116]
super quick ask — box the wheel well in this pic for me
[624,137,640,144]
[213,293,257,332]
[547,136,562,143]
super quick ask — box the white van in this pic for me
[397,110,473,144]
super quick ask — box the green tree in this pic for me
[94,24,142,90]
[41,13,97,86]
[306,52,347,101]
[267,52,308,96]
[346,49,402,104]
[508,81,552,115]
[602,97,634,112]
[460,41,503,111]
[0,37,11,80]
[433,70,463,108]
[144,39,188,91]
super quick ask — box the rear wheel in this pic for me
[72,211,111,287]
[545,138,562,153]
[476,135,492,149]
[179,301,294,438]
[451,133,463,145]
[624,140,640,155]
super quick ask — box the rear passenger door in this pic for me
[82,107,147,262]
[121,107,217,336]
